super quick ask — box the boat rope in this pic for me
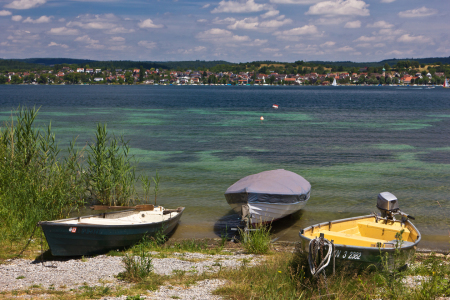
[308,236,333,277]
[308,235,333,298]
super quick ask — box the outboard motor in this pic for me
[376,192,415,221]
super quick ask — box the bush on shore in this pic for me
[0,107,145,241]
[0,107,85,240]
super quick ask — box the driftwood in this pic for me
[90,204,155,211]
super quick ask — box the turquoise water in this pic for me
[1,85,450,249]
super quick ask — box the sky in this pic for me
[0,0,449,63]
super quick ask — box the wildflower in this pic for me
[278,271,281,273]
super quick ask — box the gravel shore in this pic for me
[0,251,262,299]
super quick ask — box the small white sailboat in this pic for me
[444,78,449,88]
[332,78,338,86]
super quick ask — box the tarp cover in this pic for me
[225,169,311,204]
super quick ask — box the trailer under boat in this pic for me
[299,192,421,269]
[39,206,185,256]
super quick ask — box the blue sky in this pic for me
[0,0,448,62]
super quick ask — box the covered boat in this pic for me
[40,206,184,256]
[299,192,420,268]
[224,169,311,224]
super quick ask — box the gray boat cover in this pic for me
[225,169,311,204]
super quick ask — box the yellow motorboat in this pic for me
[300,192,421,266]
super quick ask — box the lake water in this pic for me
[1,85,449,250]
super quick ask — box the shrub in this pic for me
[239,223,272,254]
[86,123,137,206]
[119,244,153,282]
[0,107,85,239]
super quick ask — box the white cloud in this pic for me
[260,47,279,53]
[110,36,125,42]
[48,27,79,35]
[397,34,433,44]
[290,43,324,55]
[374,43,385,47]
[23,15,51,23]
[66,14,134,34]
[0,10,12,16]
[270,0,320,3]
[306,0,370,16]
[5,0,46,9]
[109,45,128,51]
[138,19,163,29]
[194,46,206,51]
[367,20,393,28]
[378,28,403,36]
[202,3,210,8]
[355,35,377,42]
[274,24,319,35]
[58,18,65,22]
[380,0,395,2]
[344,20,361,28]
[106,26,135,34]
[436,46,450,54]
[11,15,22,21]
[197,19,208,23]
[211,0,272,13]
[251,38,268,46]
[48,41,68,48]
[86,44,104,49]
[260,18,292,28]
[320,41,335,47]
[173,46,207,54]
[315,17,348,25]
[398,7,438,18]
[68,21,110,29]
[138,40,157,49]
[227,17,259,30]
[196,28,250,45]
[212,17,236,24]
[336,46,354,51]
[355,43,371,48]
[386,49,413,56]
[261,10,279,18]
[74,35,99,44]
[226,16,292,30]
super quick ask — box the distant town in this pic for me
[1,60,449,86]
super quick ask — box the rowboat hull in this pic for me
[228,201,308,224]
[40,207,185,256]
[299,215,421,268]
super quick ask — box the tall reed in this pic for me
[85,123,137,206]
[0,107,85,239]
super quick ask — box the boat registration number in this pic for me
[334,250,361,260]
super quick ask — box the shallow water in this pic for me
[1,85,449,250]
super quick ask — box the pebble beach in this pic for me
[0,251,263,299]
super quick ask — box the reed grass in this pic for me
[0,107,151,243]
[238,223,272,254]
[119,243,154,282]
[86,123,137,206]
[0,107,85,240]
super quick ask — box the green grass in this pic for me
[1,245,449,300]
[0,107,156,250]
[239,223,272,254]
